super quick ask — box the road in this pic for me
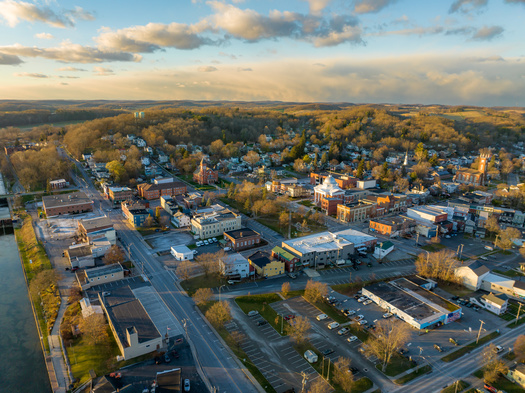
[61,148,260,393]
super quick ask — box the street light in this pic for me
[219,285,226,302]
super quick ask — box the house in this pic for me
[42,191,94,217]
[481,292,508,315]
[507,364,525,388]
[193,159,219,185]
[183,193,203,210]
[137,179,186,200]
[65,243,95,268]
[78,216,116,245]
[455,261,490,290]
[160,195,179,215]
[219,253,249,278]
[223,228,261,251]
[77,263,126,290]
[272,246,301,273]
[171,211,191,228]
[49,179,69,189]
[248,251,285,277]
[121,201,151,227]
[374,241,394,259]
[171,246,194,261]
[79,297,103,318]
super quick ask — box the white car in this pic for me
[363,299,372,306]
[184,379,190,392]
[383,313,393,319]
[356,315,364,321]
[328,322,340,330]
[337,328,350,336]
[203,240,209,245]
[212,237,218,243]
[357,297,367,303]
[358,320,368,326]
[345,310,356,316]
[347,336,358,343]
[316,314,328,321]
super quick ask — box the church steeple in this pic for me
[403,151,408,166]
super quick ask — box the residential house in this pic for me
[248,251,285,278]
[507,365,525,388]
[272,246,301,273]
[171,211,191,228]
[455,261,491,290]
[49,179,69,189]
[373,241,395,259]
[65,244,95,268]
[481,292,508,315]
[223,228,261,251]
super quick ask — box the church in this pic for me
[193,159,219,185]
[453,153,491,187]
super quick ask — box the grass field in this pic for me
[180,274,227,296]
[442,331,500,362]
[376,354,416,377]
[394,365,432,385]
[235,293,285,335]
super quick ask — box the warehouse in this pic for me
[362,277,462,330]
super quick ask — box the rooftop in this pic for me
[222,253,248,266]
[43,191,93,209]
[248,251,273,269]
[482,292,508,306]
[85,263,124,279]
[464,260,490,277]
[224,228,259,240]
[272,246,296,262]
[79,216,113,232]
[283,231,352,255]
[67,243,92,258]
[332,228,377,246]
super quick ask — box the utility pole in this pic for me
[301,371,308,393]
[327,357,331,381]
[476,320,485,344]
[516,302,523,325]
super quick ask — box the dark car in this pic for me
[322,348,334,356]
[349,367,359,373]
[367,262,372,267]
[256,321,268,326]
[451,296,459,301]
[164,353,171,363]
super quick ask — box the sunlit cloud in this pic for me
[449,0,488,13]
[93,66,114,76]
[198,65,218,72]
[472,25,504,40]
[302,0,331,15]
[354,0,398,14]
[35,32,54,39]
[57,66,87,71]
[15,72,49,78]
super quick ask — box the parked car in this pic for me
[164,353,171,363]
[247,310,259,317]
[184,379,190,392]
[203,240,209,245]
[449,338,459,346]
[383,312,393,319]
[304,350,318,363]
[494,345,503,353]
[71,267,79,272]
[340,308,349,313]
[256,321,268,326]
[347,336,358,343]
[355,315,364,321]
[316,314,328,321]
[102,291,111,296]
[328,322,340,330]
[284,314,295,321]
[212,237,218,243]
[358,320,368,326]
[322,348,334,356]
[484,384,497,393]
[288,273,297,279]
[357,297,367,303]
[434,344,443,352]
[345,310,356,317]
[363,299,372,306]
[337,328,350,336]
[349,366,359,373]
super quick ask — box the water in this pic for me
[0,235,51,393]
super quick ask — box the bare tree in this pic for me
[195,250,225,276]
[176,260,194,281]
[193,288,213,306]
[304,280,328,303]
[103,245,125,265]
[496,227,521,251]
[281,282,291,298]
[205,301,231,327]
[481,344,508,384]
[364,319,411,372]
[143,215,155,228]
[415,249,458,282]
[307,379,331,393]
[29,269,61,298]
[514,335,525,363]
[80,313,108,345]
[287,316,311,345]
[227,330,245,353]
[485,216,500,235]
[333,357,354,392]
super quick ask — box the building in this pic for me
[453,152,491,186]
[77,263,125,290]
[363,277,462,330]
[365,194,407,214]
[78,216,116,245]
[219,253,250,278]
[337,200,377,223]
[272,246,301,273]
[507,365,525,388]
[65,243,95,268]
[248,251,285,277]
[373,241,394,259]
[480,272,525,300]
[42,191,94,217]
[310,172,357,189]
[286,184,310,198]
[107,186,133,204]
[171,211,191,228]
[407,206,448,224]
[314,175,345,215]
[223,228,261,251]
[137,178,187,200]
[191,208,241,240]
[183,193,203,210]
[79,297,103,318]
[121,201,151,227]
[369,216,416,237]
[193,159,219,185]
[281,231,354,268]
[101,286,163,360]
[171,245,194,261]
[481,292,508,315]
[91,238,112,258]
[455,261,491,290]
[333,228,377,251]
[160,195,179,215]
[49,179,69,189]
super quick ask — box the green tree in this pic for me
[356,159,365,179]
[106,160,126,182]
[321,152,329,166]
[429,154,439,166]
[227,182,235,199]
[414,142,428,162]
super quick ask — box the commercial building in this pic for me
[363,277,462,330]
[272,246,301,272]
[219,253,249,278]
[160,195,179,215]
[191,208,241,240]
[183,193,203,210]
[65,243,95,268]
[248,251,285,277]
[43,191,93,217]
[106,186,133,204]
[407,206,448,224]
[170,245,194,261]
[49,179,69,189]
[373,241,394,259]
[137,178,187,200]
[77,263,125,290]
[78,216,116,245]
[332,228,377,251]
[369,216,416,237]
[337,200,377,223]
[101,286,163,360]
[121,201,151,227]
[223,228,261,251]
[193,159,219,185]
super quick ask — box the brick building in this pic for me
[453,153,491,186]
[337,200,377,223]
[193,159,219,185]
[121,201,151,227]
[137,179,186,200]
[223,228,261,251]
[310,172,357,189]
[107,186,133,204]
[272,246,301,272]
[369,216,416,237]
[43,192,94,217]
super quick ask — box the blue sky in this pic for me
[0,0,524,105]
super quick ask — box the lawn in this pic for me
[442,331,500,362]
[422,244,446,252]
[298,200,314,207]
[376,354,416,377]
[438,282,474,298]
[180,274,227,296]
[441,380,470,393]
[393,365,432,385]
[235,294,286,336]
[331,282,363,297]
[473,370,525,393]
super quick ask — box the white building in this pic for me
[191,209,241,240]
[373,241,395,259]
[171,245,194,261]
[172,211,191,228]
[313,175,344,204]
[79,297,103,318]
[219,254,249,278]
[356,179,377,189]
[455,261,490,290]
[481,293,508,315]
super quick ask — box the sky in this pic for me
[0,0,524,106]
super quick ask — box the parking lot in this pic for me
[144,231,194,253]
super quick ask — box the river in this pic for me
[0,234,51,393]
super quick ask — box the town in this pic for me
[1,102,525,393]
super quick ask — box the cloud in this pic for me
[371,25,444,37]
[353,0,397,14]
[93,66,113,76]
[472,25,504,40]
[95,22,215,52]
[219,51,238,59]
[15,72,48,78]
[57,66,86,71]
[66,6,95,21]
[303,0,331,15]
[0,52,23,65]
[449,0,488,13]
[473,55,505,62]
[0,42,142,63]
[445,26,475,35]
[313,62,326,67]
[0,0,73,28]
[237,67,252,71]
[58,75,80,78]
[60,82,68,85]
[198,65,218,72]
[35,32,54,40]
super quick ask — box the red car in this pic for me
[484,384,497,393]
[284,314,295,321]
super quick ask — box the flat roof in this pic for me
[43,191,92,209]
[85,263,124,279]
[332,228,377,246]
[79,216,113,231]
[103,286,160,346]
[283,231,352,255]
[248,251,273,269]
[224,228,259,240]
[171,245,192,253]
